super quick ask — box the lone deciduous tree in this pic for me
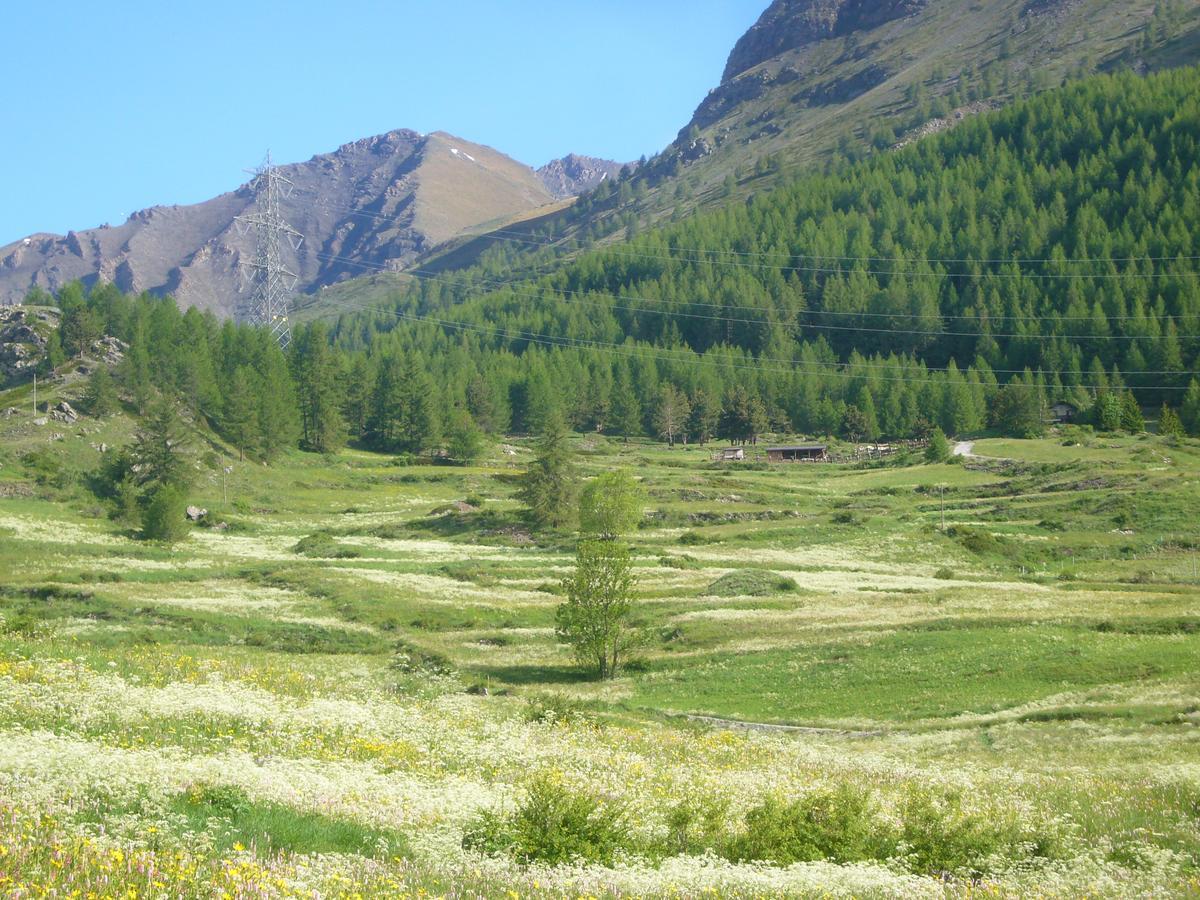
[653,384,691,448]
[579,470,645,540]
[557,540,639,680]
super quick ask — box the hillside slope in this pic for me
[434,0,1199,269]
[0,131,558,317]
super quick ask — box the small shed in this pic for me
[766,444,828,462]
[719,447,745,461]
[1049,401,1078,424]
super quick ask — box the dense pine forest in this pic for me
[26,65,1200,456]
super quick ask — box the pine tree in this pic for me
[367,354,404,448]
[610,365,641,443]
[446,410,485,464]
[82,366,119,417]
[132,400,190,489]
[857,386,880,442]
[257,348,300,460]
[925,427,952,463]
[688,387,720,445]
[291,324,344,453]
[1181,379,1200,436]
[466,375,502,433]
[1158,404,1185,438]
[342,355,372,439]
[141,484,189,543]
[223,366,259,460]
[1120,391,1145,432]
[397,356,442,454]
[517,410,579,530]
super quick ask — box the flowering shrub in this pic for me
[463,772,631,866]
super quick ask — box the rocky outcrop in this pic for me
[0,307,56,383]
[536,155,626,199]
[722,0,926,83]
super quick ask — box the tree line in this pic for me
[28,65,1200,461]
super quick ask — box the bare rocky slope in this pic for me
[0,132,606,317]
[536,154,627,199]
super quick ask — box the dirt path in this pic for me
[684,714,882,738]
[953,441,976,457]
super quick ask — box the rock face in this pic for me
[0,131,558,317]
[0,307,55,382]
[536,154,626,199]
[722,0,927,83]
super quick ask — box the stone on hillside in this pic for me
[186,506,208,522]
[51,401,78,422]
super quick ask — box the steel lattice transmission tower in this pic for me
[235,151,303,348]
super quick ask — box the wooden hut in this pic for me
[765,444,828,462]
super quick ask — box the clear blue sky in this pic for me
[1,0,765,244]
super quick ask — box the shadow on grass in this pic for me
[468,662,595,686]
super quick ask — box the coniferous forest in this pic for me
[31,66,1200,457]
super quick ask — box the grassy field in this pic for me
[0,385,1198,896]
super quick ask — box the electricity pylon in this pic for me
[235,151,302,348]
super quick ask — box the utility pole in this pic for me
[31,372,36,415]
[235,152,303,349]
[222,465,232,506]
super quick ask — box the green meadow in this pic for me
[0,395,1197,897]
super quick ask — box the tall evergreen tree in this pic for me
[82,366,118,417]
[610,364,641,443]
[291,323,345,453]
[223,366,259,461]
[517,410,579,529]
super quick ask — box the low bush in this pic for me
[898,787,1024,877]
[706,569,798,597]
[724,785,879,865]
[524,693,587,724]
[141,485,190,543]
[293,532,361,558]
[462,773,629,866]
[390,640,453,675]
[659,554,700,569]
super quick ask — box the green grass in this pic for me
[626,621,1200,725]
[1,387,1198,894]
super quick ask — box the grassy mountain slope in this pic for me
[318,65,1200,438]
[424,0,1200,273]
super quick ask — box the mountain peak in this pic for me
[0,128,556,314]
[536,154,626,199]
[722,0,927,83]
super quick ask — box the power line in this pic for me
[288,186,1200,282]
[467,228,1200,281]
[295,249,1193,390]
[302,246,1200,347]
[235,152,304,349]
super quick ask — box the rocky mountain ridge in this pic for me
[0,133,617,317]
[536,154,627,199]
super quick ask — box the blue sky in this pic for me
[1,1,765,244]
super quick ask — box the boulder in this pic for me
[50,401,79,423]
[185,506,208,522]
